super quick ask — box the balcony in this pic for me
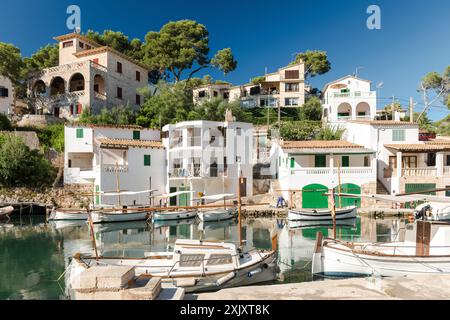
[169,166,202,178]
[103,164,128,173]
[49,91,86,103]
[64,167,97,184]
[291,167,375,179]
[385,167,442,178]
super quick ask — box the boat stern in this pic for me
[311,231,324,277]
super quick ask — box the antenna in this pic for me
[376,81,384,89]
[354,66,364,78]
[75,26,81,34]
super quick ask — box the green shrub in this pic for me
[0,114,12,131]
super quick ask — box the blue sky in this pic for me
[1,0,449,120]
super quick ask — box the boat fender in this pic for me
[215,271,236,286]
[247,268,262,278]
[262,263,268,269]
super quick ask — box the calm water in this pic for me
[0,214,407,300]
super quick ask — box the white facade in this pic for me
[192,62,306,108]
[0,75,14,114]
[64,124,165,206]
[322,75,377,126]
[162,120,254,205]
[29,33,149,119]
[271,140,377,207]
[344,121,450,195]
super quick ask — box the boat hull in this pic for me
[289,206,357,221]
[152,210,198,221]
[198,208,237,222]
[49,210,89,221]
[91,211,148,224]
[312,240,450,277]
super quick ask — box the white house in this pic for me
[0,75,14,114]
[344,120,450,196]
[29,33,149,119]
[64,124,165,206]
[271,140,377,208]
[192,62,306,108]
[322,75,377,126]
[162,120,254,205]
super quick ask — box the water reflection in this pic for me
[0,214,408,299]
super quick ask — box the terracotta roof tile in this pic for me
[97,138,164,149]
[347,120,419,126]
[66,123,151,130]
[384,144,445,152]
[282,140,364,149]
[73,46,149,70]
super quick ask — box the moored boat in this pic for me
[0,206,14,219]
[288,218,357,230]
[91,208,149,224]
[288,206,357,221]
[312,221,450,277]
[67,239,279,294]
[198,208,237,222]
[152,209,198,221]
[48,208,89,221]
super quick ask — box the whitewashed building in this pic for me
[271,140,377,208]
[162,120,254,205]
[0,75,14,114]
[64,124,165,206]
[192,62,306,108]
[322,75,377,126]
[345,120,450,196]
[29,33,149,119]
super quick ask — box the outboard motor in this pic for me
[415,204,432,220]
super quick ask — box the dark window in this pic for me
[62,41,73,48]
[342,156,349,167]
[117,62,122,73]
[427,153,436,167]
[249,86,261,95]
[136,94,141,105]
[446,186,450,197]
[0,87,8,97]
[315,155,326,168]
[223,92,229,99]
[79,42,84,48]
[117,87,122,99]
[69,105,74,115]
[68,159,72,168]
[447,155,450,166]
[144,155,151,166]
[364,156,370,167]
[285,83,299,92]
[136,71,141,81]
[133,131,140,140]
[285,70,299,79]
[198,90,206,98]
[94,84,99,93]
[213,91,218,97]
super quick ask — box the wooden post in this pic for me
[115,162,122,208]
[87,206,99,261]
[238,174,242,249]
[329,188,337,239]
[337,158,342,209]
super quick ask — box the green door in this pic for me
[334,183,361,208]
[405,183,436,208]
[178,186,190,206]
[169,187,177,206]
[302,184,329,209]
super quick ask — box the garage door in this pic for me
[405,183,436,208]
[334,183,361,208]
[302,184,329,209]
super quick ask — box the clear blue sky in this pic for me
[1,0,449,120]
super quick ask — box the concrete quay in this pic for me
[189,275,450,300]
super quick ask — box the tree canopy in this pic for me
[188,98,252,123]
[300,97,322,121]
[78,104,137,126]
[85,30,144,61]
[0,42,23,84]
[292,50,331,79]
[142,20,237,83]
[420,66,450,109]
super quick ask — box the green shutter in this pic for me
[144,155,151,166]
[315,155,326,168]
[95,185,100,205]
[133,131,140,140]
[76,128,84,138]
[342,156,349,167]
[290,157,295,168]
[392,129,405,141]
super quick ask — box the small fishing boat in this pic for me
[67,239,279,294]
[414,202,450,221]
[90,208,149,224]
[312,221,450,277]
[288,206,357,221]
[288,218,357,230]
[152,191,197,221]
[196,194,237,222]
[48,208,89,221]
[0,206,14,219]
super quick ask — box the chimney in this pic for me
[394,111,400,121]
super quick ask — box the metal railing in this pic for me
[103,164,128,173]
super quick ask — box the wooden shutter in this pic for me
[144,155,151,166]
[133,131,140,140]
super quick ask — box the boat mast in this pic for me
[115,162,122,207]
[337,158,342,209]
[237,161,243,248]
[86,203,99,261]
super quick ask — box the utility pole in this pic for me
[409,97,414,123]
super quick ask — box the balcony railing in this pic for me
[291,167,375,176]
[402,168,437,177]
[445,166,450,175]
[169,166,202,178]
[103,164,128,173]
[49,91,85,103]
[42,60,107,76]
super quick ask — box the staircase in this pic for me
[376,180,390,195]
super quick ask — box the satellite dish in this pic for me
[376,82,384,89]
[75,26,81,34]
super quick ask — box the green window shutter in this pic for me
[315,155,326,168]
[76,128,84,138]
[342,156,349,167]
[133,131,140,140]
[144,155,151,166]
[95,185,100,205]
[392,129,405,141]
[290,158,295,168]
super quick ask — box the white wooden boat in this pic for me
[414,202,450,221]
[91,209,149,224]
[312,221,450,277]
[48,208,89,221]
[198,208,237,222]
[0,206,14,218]
[288,206,357,221]
[67,239,279,294]
[288,218,357,230]
[152,209,198,221]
